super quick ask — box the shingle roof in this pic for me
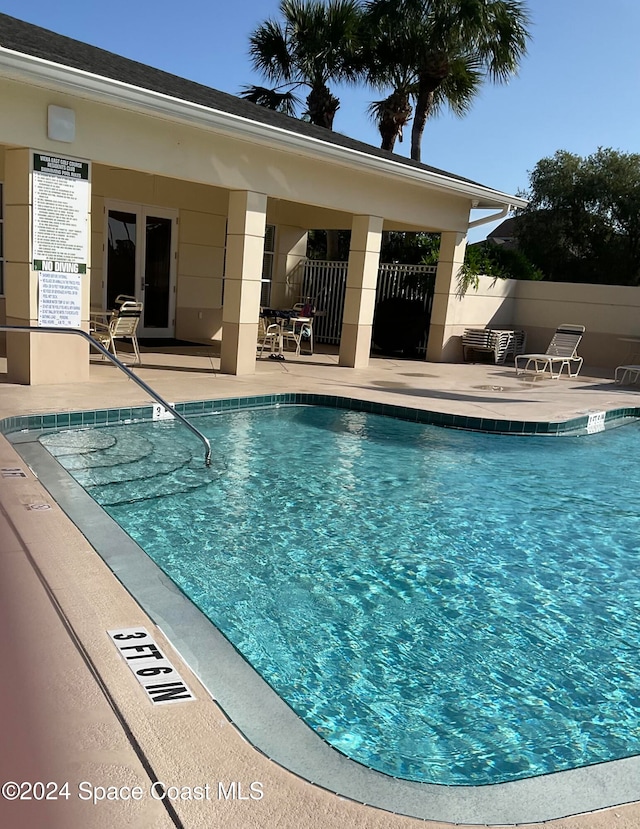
[0,12,488,190]
[487,217,518,239]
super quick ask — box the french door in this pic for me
[104,202,177,337]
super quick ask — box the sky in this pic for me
[2,0,639,241]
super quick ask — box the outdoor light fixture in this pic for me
[47,105,75,142]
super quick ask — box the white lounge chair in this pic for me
[462,328,527,364]
[615,365,640,385]
[515,324,585,379]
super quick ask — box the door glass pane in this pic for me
[144,216,172,328]
[107,211,136,308]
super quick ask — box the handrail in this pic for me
[0,325,212,466]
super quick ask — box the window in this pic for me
[261,224,275,306]
[222,222,276,307]
[0,183,4,295]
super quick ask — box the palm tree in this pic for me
[241,0,363,129]
[242,0,363,259]
[368,89,413,151]
[358,4,415,152]
[363,0,531,161]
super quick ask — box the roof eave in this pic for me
[0,46,528,211]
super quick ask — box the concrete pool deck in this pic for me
[1,345,640,828]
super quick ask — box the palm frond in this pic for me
[248,19,294,83]
[458,0,531,82]
[431,57,483,117]
[251,0,364,92]
[239,85,302,118]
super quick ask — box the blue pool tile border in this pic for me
[2,394,640,438]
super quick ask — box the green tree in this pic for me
[362,0,531,160]
[241,0,362,129]
[516,149,640,285]
[458,240,542,294]
[380,231,440,264]
[306,229,352,259]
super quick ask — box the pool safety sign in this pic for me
[32,152,90,328]
[108,627,196,705]
[38,271,82,328]
[32,152,90,274]
[587,411,606,434]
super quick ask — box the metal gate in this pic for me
[300,261,436,354]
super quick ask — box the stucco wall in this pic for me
[513,281,640,368]
[0,76,471,234]
[430,260,518,361]
[1,146,312,348]
[91,166,229,341]
[0,69,480,371]
[451,277,640,368]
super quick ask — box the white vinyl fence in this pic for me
[300,260,436,352]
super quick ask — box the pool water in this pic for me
[40,406,640,785]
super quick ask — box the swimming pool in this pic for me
[37,404,640,786]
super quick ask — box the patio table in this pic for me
[260,309,312,358]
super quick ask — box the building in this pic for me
[486,216,520,248]
[0,12,525,384]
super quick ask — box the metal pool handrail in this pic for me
[0,325,212,466]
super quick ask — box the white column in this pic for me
[426,231,468,362]
[220,190,267,375]
[339,214,383,368]
[4,147,90,384]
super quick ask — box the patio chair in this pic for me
[257,315,281,357]
[288,303,314,355]
[90,299,143,364]
[282,312,314,356]
[515,324,585,379]
[114,293,137,309]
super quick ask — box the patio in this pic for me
[1,349,640,829]
[1,343,637,424]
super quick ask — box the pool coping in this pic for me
[2,391,639,438]
[5,393,640,824]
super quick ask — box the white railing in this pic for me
[376,262,437,303]
[299,260,436,349]
[299,260,348,345]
